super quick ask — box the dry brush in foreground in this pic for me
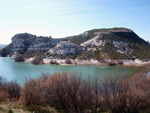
[1,72,150,113]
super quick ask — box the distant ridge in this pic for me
[0,44,7,50]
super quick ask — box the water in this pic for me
[0,57,134,85]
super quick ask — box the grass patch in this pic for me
[0,106,6,112]
[7,109,13,113]
[23,105,58,113]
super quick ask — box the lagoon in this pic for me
[0,57,134,85]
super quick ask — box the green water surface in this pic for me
[0,57,134,85]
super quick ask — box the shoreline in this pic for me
[25,57,150,66]
[1,56,150,66]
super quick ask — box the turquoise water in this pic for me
[0,57,134,85]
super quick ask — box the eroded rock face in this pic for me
[80,34,105,47]
[10,33,36,54]
[48,41,80,56]
[6,33,64,55]
[27,37,61,54]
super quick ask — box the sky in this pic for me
[0,0,150,44]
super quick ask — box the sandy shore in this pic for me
[25,57,150,66]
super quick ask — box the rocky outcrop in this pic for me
[10,33,36,54]
[27,37,62,54]
[80,34,105,47]
[47,41,81,56]
[2,33,65,56]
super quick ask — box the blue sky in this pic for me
[0,0,150,44]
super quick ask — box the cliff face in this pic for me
[47,41,81,56]
[10,33,36,54]
[2,33,65,56]
[26,37,62,54]
[1,27,150,60]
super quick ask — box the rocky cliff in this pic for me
[47,41,81,56]
[0,33,66,56]
[1,27,150,60]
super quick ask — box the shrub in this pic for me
[98,76,130,113]
[0,90,9,102]
[117,61,123,65]
[7,109,13,113]
[0,76,9,102]
[50,60,59,65]
[21,79,43,105]
[2,72,150,113]
[107,62,116,66]
[7,81,21,100]
[0,76,7,86]
[65,59,72,64]
[14,55,25,62]
[42,73,93,113]
[31,58,43,65]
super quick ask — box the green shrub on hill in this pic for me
[93,42,130,60]
[131,45,150,60]
[69,33,97,45]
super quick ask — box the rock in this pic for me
[80,34,105,47]
[10,33,36,54]
[135,59,143,64]
[48,41,80,56]
[2,33,65,55]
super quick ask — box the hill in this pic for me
[1,27,150,60]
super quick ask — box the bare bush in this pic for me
[98,74,150,113]
[7,81,21,100]
[65,59,72,64]
[98,76,130,113]
[117,61,123,65]
[21,78,43,105]
[42,73,71,113]
[14,55,25,62]
[0,76,9,102]
[31,58,43,65]
[20,73,150,113]
[126,74,150,113]
[50,60,59,65]
[1,72,149,113]
[107,62,116,66]
[91,77,102,112]
[0,90,9,102]
[42,73,94,113]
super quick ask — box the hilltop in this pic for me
[1,27,150,61]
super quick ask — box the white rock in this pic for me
[48,41,80,56]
